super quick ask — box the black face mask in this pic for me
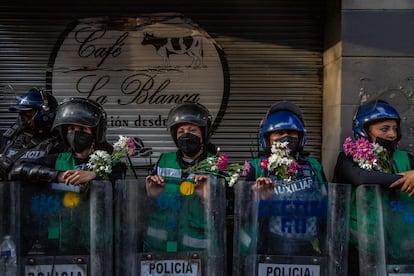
[177,133,203,158]
[17,113,32,132]
[375,137,398,153]
[66,131,94,153]
[273,136,300,157]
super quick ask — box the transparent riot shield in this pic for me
[233,181,351,276]
[0,181,18,247]
[356,184,414,275]
[114,175,227,276]
[0,180,113,276]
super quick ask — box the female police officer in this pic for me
[144,102,217,252]
[244,101,327,256]
[11,97,126,184]
[333,99,414,275]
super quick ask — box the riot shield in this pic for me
[356,184,414,275]
[0,181,18,247]
[0,180,113,276]
[233,181,351,276]
[114,175,227,276]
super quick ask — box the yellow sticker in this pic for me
[63,192,80,208]
[180,181,194,196]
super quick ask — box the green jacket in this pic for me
[144,152,211,253]
[35,152,91,254]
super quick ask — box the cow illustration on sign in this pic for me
[142,32,204,68]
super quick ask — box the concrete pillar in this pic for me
[322,0,414,180]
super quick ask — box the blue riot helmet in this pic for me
[259,101,306,153]
[52,97,108,146]
[167,102,212,147]
[9,88,58,134]
[352,99,401,142]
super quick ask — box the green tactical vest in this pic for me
[47,152,90,253]
[55,152,76,170]
[144,152,210,253]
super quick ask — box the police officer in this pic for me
[11,97,126,184]
[244,101,327,255]
[333,99,414,275]
[0,88,60,180]
[12,97,126,255]
[145,102,217,252]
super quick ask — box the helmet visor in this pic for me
[53,98,103,129]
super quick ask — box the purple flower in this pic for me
[242,161,251,177]
[217,153,228,170]
[260,158,268,170]
[183,150,247,186]
[342,136,391,173]
[343,137,355,155]
[126,137,137,156]
[287,162,302,175]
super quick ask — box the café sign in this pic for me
[47,14,229,153]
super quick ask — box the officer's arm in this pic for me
[335,152,401,186]
[10,163,60,183]
[408,152,414,169]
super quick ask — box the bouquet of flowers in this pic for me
[183,148,249,186]
[343,136,391,173]
[87,135,137,179]
[260,140,302,181]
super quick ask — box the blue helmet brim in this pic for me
[9,105,33,112]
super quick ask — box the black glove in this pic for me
[0,167,7,181]
[10,163,59,183]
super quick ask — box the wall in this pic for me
[323,0,414,180]
[0,0,326,174]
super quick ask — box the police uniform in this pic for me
[13,97,126,256]
[144,151,212,253]
[0,88,60,180]
[334,149,414,273]
[0,132,61,180]
[245,155,327,255]
[333,99,414,275]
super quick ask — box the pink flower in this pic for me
[183,150,247,186]
[242,161,251,176]
[343,137,355,155]
[127,137,137,156]
[217,153,228,170]
[287,162,302,175]
[260,158,268,170]
[343,136,391,173]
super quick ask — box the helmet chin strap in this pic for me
[37,89,50,111]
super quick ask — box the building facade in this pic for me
[1,0,414,180]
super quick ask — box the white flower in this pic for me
[87,150,112,178]
[207,156,215,164]
[373,143,385,154]
[113,135,128,151]
[360,163,372,170]
[87,136,137,179]
[228,173,240,187]
[262,141,302,181]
